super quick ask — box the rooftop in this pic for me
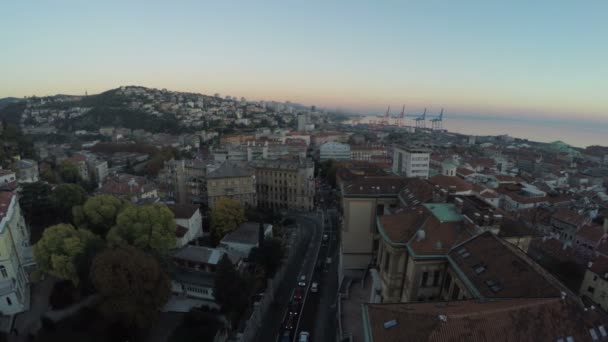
[363,297,607,342]
[429,175,474,193]
[449,232,562,299]
[342,177,408,197]
[423,203,462,223]
[207,161,254,179]
[167,204,200,219]
[173,245,240,265]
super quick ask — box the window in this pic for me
[6,297,11,306]
[0,266,7,279]
[443,272,452,293]
[588,286,596,294]
[433,270,440,287]
[383,252,390,272]
[594,275,598,281]
[451,285,460,300]
[421,272,429,287]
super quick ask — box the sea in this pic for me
[346,116,608,148]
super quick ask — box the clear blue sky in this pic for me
[1,1,606,120]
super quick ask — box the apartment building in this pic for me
[392,146,431,179]
[319,142,351,161]
[159,159,207,204]
[0,191,35,315]
[206,161,256,209]
[253,159,315,211]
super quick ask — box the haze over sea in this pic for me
[348,114,607,148]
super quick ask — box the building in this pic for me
[17,159,39,183]
[0,170,16,185]
[99,174,159,203]
[580,255,608,310]
[392,146,431,179]
[0,191,35,315]
[85,157,108,188]
[362,297,607,342]
[65,154,89,181]
[297,113,307,132]
[339,177,413,273]
[319,142,351,161]
[159,159,207,204]
[350,144,387,162]
[206,161,256,209]
[167,204,204,248]
[218,222,273,258]
[253,159,315,211]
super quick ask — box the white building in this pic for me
[319,142,351,161]
[392,146,431,179]
[0,191,35,315]
[168,204,204,248]
[218,222,273,258]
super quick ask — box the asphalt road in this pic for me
[254,213,321,342]
[295,208,340,342]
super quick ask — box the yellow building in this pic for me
[206,161,256,209]
[0,191,35,315]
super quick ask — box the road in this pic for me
[294,207,340,342]
[254,213,322,342]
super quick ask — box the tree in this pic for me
[90,246,171,330]
[210,198,245,240]
[59,160,82,184]
[49,183,87,223]
[255,238,284,278]
[33,224,103,285]
[213,255,251,327]
[19,182,53,226]
[73,195,127,236]
[106,204,176,257]
[40,168,57,183]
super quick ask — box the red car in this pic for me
[293,288,303,302]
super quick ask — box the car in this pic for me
[326,257,332,264]
[280,331,291,342]
[288,303,300,315]
[299,331,310,342]
[298,275,307,287]
[293,288,304,302]
[311,282,318,293]
[323,233,329,241]
[285,314,297,330]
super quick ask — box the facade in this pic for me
[159,159,207,204]
[66,154,89,181]
[392,146,431,179]
[218,222,273,258]
[17,159,39,183]
[580,255,608,310]
[85,158,108,188]
[0,192,34,315]
[350,144,387,162]
[206,161,256,208]
[319,142,351,161]
[340,177,410,272]
[253,159,315,211]
[168,204,204,248]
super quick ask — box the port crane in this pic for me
[415,108,427,129]
[430,108,444,130]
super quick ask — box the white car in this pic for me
[311,282,318,293]
[299,331,310,342]
[298,275,307,287]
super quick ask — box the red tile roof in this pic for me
[0,191,15,222]
[363,297,606,342]
[429,175,473,193]
[577,224,605,243]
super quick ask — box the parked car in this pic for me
[298,275,307,287]
[299,331,310,342]
[311,282,319,293]
[323,233,329,241]
[281,331,291,342]
[289,303,300,315]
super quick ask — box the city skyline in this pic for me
[1,1,607,121]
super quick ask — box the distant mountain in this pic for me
[0,97,21,111]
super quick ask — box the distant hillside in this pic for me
[0,97,22,111]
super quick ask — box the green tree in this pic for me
[211,198,245,240]
[73,195,127,236]
[33,224,103,285]
[213,255,251,327]
[106,204,176,257]
[49,183,87,223]
[90,246,171,330]
[255,238,284,278]
[19,182,53,226]
[59,160,82,184]
[40,168,57,183]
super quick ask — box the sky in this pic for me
[1,1,607,121]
